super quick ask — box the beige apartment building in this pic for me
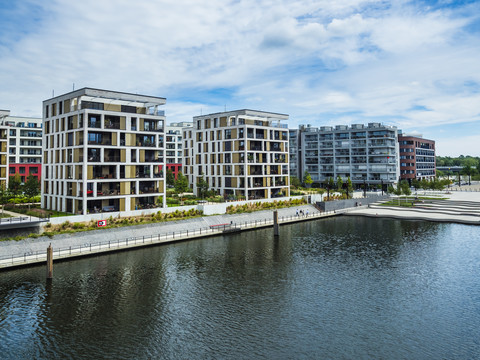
[183,109,289,200]
[41,88,166,215]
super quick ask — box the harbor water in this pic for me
[1,217,479,359]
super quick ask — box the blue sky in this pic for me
[1,0,480,156]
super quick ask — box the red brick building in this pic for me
[398,134,435,182]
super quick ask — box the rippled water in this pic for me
[1,217,480,359]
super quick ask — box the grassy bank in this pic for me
[4,209,204,241]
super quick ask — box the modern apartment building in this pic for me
[398,134,435,182]
[42,88,166,215]
[183,109,290,200]
[0,115,42,182]
[164,121,192,179]
[0,110,9,188]
[288,128,301,179]
[298,123,399,187]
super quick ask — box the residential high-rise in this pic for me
[164,121,192,179]
[298,123,399,188]
[0,114,42,182]
[0,110,9,189]
[183,109,290,200]
[42,88,166,214]
[398,134,435,182]
[288,128,301,179]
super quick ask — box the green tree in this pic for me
[346,177,353,198]
[420,178,429,192]
[336,176,343,192]
[166,169,175,187]
[400,180,411,203]
[196,176,209,199]
[327,177,335,200]
[8,175,23,201]
[174,172,189,194]
[24,175,40,201]
[393,184,403,205]
[303,171,313,187]
[290,176,301,189]
[411,178,420,191]
[0,184,10,214]
[461,159,477,185]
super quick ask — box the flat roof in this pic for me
[43,87,166,106]
[194,109,289,120]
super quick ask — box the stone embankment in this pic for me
[1,204,332,270]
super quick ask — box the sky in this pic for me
[1,0,479,157]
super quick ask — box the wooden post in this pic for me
[46,244,53,279]
[273,210,279,237]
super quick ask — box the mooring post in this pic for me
[273,210,279,237]
[46,243,53,279]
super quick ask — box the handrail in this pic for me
[0,210,337,267]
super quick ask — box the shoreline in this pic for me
[0,204,331,271]
[2,190,480,271]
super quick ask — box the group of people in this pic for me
[296,209,309,217]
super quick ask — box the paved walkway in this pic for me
[0,204,328,269]
[346,191,480,225]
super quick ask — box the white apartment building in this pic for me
[165,121,192,178]
[300,123,399,187]
[183,109,290,200]
[42,88,166,215]
[0,115,42,182]
[288,128,301,179]
[0,110,9,188]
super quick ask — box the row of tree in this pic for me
[436,156,479,168]
[0,174,41,206]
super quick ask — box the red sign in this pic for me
[97,220,107,227]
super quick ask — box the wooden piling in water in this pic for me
[46,244,53,279]
[273,210,279,237]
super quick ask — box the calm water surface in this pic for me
[1,217,480,359]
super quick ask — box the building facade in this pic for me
[299,123,399,187]
[164,121,192,179]
[0,110,9,189]
[0,115,42,182]
[183,110,289,200]
[41,88,166,214]
[398,134,435,182]
[288,128,301,179]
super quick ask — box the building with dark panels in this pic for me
[398,134,435,182]
[296,123,399,187]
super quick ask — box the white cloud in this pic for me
[0,0,479,155]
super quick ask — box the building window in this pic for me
[19,167,26,174]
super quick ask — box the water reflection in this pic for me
[1,217,479,359]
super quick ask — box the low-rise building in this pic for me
[183,109,290,200]
[41,88,167,214]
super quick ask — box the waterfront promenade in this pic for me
[0,204,328,270]
[346,190,480,225]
